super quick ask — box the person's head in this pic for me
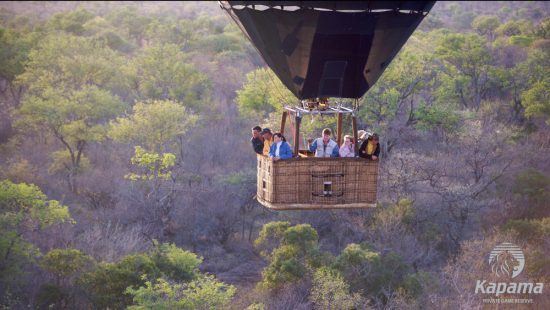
[370,133,379,144]
[322,128,332,143]
[273,132,285,143]
[261,128,272,140]
[252,126,262,138]
[343,135,353,145]
[358,130,369,141]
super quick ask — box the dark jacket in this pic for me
[358,139,380,160]
[251,137,264,155]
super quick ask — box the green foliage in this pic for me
[17,33,127,95]
[125,146,176,181]
[334,243,411,299]
[414,99,461,132]
[512,169,550,207]
[0,180,71,288]
[150,243,203,282]
[126,44,210,108]
[236,68,296,119]
[79,242,203,309]
[48,149,91,175]
[0,27,34,82]
[509,35,534,47]
[109,99,196,152]
[400,272,434,298]
[534,18,550,39]
[126,275,235,310]
[522,79,550,124]
[40,248,94,279]
[254,221,291,258]
[255,222,321,289]
[309,267,364,309]
[48,9,95,35]
[35,283,66,310]
[495,20,524,37]
[471,15,499,38]
[502,218,550,242]
[79,253,160,309]
[435,33,494,109]
[0,180,71,230]
[105,6,152,44]
[16,34,127,190]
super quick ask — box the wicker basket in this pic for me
[257,155,378,210]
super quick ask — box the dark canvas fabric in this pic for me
[224,1,435,99]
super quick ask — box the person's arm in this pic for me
[268,143,276,157]
[309,139,318,153]
[371,143,380,160]
[280,143,293,159]
[374,144,380,157]
[263,140,270,156]
[358,140,367,158]
[339,145,346,157]
[331,144,340,157]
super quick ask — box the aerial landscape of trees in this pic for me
[0,1,548,309]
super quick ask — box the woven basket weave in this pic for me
[256,155,378,210]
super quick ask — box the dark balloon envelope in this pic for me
[221,1,435,99]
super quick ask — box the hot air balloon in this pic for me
[221,1,435,210]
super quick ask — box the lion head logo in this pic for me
[488,242,525,278]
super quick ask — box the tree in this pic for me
[435,33,495,111]
[79,253,160,309]
[109,100,198,237]
[47,9,95,35]
[126,44,210,109]
[0,180,71,293]
[40,249,94,284]
[79,242,203,309]
[109,99,196,153]
[471,15,499,40]
[255,222,323,289]
[236,68,296,120]
[126,275,235,310]
[38,249,94,309]
[309,267,364,310]
[334,243,411,302]
[16,34,127,192]
[522,79,550,124]
[150,243,202,282]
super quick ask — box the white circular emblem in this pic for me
[488,242,525,278]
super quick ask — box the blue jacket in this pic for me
[269,141,293,159]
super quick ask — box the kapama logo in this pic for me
[488,242,525,278]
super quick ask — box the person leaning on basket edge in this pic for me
[261,128,273,156]
[269,132,292,161]
[358,132,380,160]
[251,126,264,155]
[308,128,339,157]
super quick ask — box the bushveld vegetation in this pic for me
[0,1,548,309]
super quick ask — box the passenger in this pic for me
[261,128,273,156]
[358,133,380,160]
[309,128,339,157]
[251,126,264,155]
[357,130,368,146]
[339,135,355,157]
[269,133,292,161]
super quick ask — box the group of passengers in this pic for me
[251,126,379,161]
